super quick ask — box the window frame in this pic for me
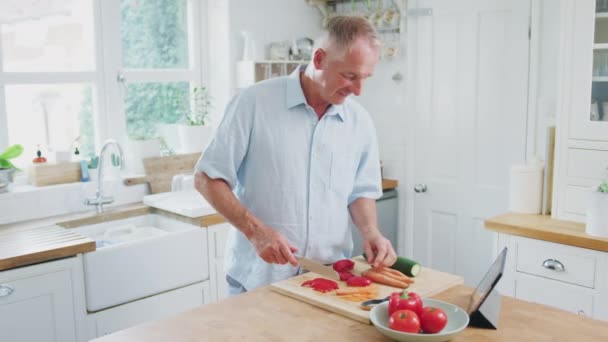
[0,0,208,156]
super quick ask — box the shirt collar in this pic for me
[286,65,346,122]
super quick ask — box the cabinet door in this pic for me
[91,281,209,338]
[208,223,231,302]
[0,269,76,342]
[515,272,595,317]
[567,0,608,140]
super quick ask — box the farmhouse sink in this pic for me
[73,214,208,312]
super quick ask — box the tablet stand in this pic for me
[468,289,502,329]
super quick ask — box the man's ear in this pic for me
[313,48,326,69]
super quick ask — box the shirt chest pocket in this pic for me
[330,152,356,195]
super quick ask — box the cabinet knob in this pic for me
[0,284,14,297]
[542,259,565,272]
[414,183,428,193]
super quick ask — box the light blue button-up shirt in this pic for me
[196,66,382,290]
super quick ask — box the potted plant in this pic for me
[586,167,608,237]
[160,86,214,154]
[0,144,24,193]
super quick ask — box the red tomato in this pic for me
[420,306,448,333]
[389,309,421,334]
[388,290,424,316]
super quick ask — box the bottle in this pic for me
[32,145,47,164]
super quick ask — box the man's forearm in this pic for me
[348,197,380,238]
[194,171,261,239]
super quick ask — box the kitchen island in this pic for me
[93,283,608,341]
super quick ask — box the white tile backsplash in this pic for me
[0,179,148,225]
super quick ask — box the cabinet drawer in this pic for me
[92,281,209,338]
[516,237,597,288]
[563,184,591,215]
[567,148,608,180]
[515,272,594,316]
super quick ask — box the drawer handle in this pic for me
[0,284,15,297]
[542,259,565,272]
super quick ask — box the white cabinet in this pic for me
[553,0,608,222]
[498,234,608,320]
[0,256,87,342]
[87,281,210,339]
[207,223,231,302]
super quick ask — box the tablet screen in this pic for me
[466,247,508,314]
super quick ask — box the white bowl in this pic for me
[370,298,469,342]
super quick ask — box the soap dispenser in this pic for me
[32,145,47,164]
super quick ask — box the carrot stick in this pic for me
[335,285,377,296]
[362,270,410,289]
[374,267,414,284]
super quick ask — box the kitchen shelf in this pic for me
[596,12,608,19]
[594,43,608,50]
[593,76,608,82]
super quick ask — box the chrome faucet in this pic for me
[84,139,125,213]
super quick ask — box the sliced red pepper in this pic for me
[339,271,355,281]
[346,276,372,287]
[301,278,339,293]
[332,259,355,272]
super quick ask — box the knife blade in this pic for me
[296,256,340,281]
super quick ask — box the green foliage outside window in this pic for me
[122,0,189,140]
[77,0,191,151]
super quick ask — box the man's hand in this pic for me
[363,231,397,268]
[249,225,299,266]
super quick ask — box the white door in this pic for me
[407,0,530,286]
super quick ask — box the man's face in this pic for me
[313,37,379,105]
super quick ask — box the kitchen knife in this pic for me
[296,256,340,281]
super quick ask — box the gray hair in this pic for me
[315,15,381,54]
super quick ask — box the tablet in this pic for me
[466,247,508,314]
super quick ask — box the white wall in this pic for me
[206,0,324,126]
[0,180,147,225]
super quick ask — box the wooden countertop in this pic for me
[0,224,95,271]
[485,213,608,252]
[381,178,398,191]
[126,176,400,191]
[92,284,608,341]
[0,178,398,272]
[0,203,226,272]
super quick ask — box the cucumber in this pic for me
[362,253,421,277]
[391,256,421,277]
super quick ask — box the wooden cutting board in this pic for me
[269,256,464,324]
[123,153,201,193]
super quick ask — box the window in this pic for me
[0,0,204,168]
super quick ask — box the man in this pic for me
[194,15,396,295]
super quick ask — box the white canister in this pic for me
[586,191,608,238]
[508,163,544,214]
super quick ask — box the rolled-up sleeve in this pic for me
[348,122,382,204]
[195,91,254,190]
